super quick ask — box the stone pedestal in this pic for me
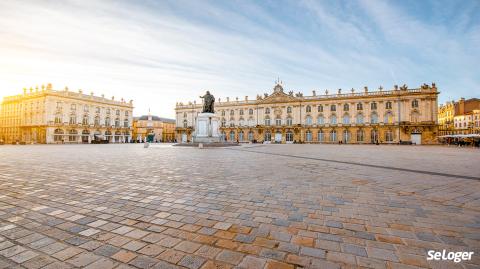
[193,113,221,143]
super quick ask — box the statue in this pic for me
[199,91,215,113]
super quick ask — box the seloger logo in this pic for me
[427,250,474,263]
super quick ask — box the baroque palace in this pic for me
[175,82,439,144]
[0,84,133,144]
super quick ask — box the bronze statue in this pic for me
[200,91,215,113]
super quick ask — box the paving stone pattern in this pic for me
[0,144,479,269]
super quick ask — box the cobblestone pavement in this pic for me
[0,144,479,269]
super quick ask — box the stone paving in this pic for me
[0,144,479,269]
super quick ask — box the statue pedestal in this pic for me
[193,113,221,143]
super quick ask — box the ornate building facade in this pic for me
[0,84,133,144]
[175,82,439,144]
[133,115,176,142]
[438,98,480,135]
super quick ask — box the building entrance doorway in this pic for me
[275,132,282,143]
[411,133,421,145]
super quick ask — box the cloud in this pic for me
[0,0,478,118]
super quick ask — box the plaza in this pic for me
[0,144,479,269]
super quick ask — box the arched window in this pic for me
[275,118,282,126]
[105,117,111,126]
[124,119,129,127]
[412,99,419,108]
[343,130,350,143]
[342,114,350,124]
[357,103,363,110]
[356,114,364,124]
[115,131,122,142]
[230,110,234,116]
[343,104,349,111]
[385,130,393,142]
[318,105,323,112]
[68,129,77,142]
[371,113,378,124]
[264,117,270,126]
[306,105,311,113]
[330,130,337,142]
[238,131,244,141]
[317,130,324,142]
[305,130,312,142]
[183,119,188,128]
[317,115,324,125]
[384,112,393,124]
[229,131,235,141]
[265,108,270,114]
[305,116,312,125]
[248,130,254,141]
[286,117,293,126]
[287,107,292,113]
[386,101,392,110]
[330,105,336,111]
[330,115,337,124]
[286,131,293,142]
[357,129,364,142]
[54,129,64,142]
[371,102,377,110]
[249,108,254,115]
[371,129,379,143]
[221,131,226,141]
[264,131,271,142]
[411,111,420,122]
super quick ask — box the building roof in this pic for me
[135,115,175,122]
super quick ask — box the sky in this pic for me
[0,0,479,118]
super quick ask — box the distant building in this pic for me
[132,114,175,142]
[0,84,133,144]
[439,98,480,135]
[175,82,439,144]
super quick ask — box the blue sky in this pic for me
[0,0,479,118]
